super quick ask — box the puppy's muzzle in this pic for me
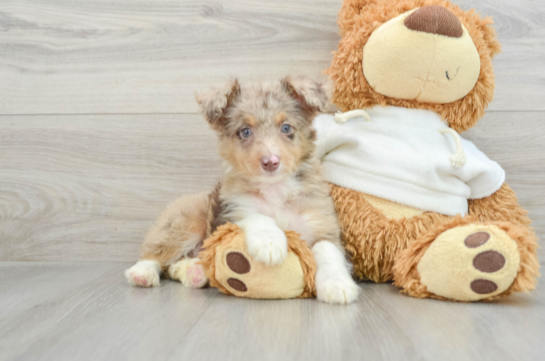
[260,156,280,172]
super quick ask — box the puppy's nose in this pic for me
[260,155,280,172]
[404,6,463,38]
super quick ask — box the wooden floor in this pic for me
[0,262,543,361]
[1,0,544,360]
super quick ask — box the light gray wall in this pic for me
[1,0,543,262]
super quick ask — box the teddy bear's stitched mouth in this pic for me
[446,68,460,80]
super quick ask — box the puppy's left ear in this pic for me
[195,78,240,130]
[281,76,330,115]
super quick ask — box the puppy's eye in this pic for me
[239,127,252,138]
[281,124,292,134]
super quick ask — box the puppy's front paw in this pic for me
[315,272,359,305]
[125,260,161,287]
[245,225,288,266]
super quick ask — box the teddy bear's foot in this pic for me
[199,223,316,299]
[394,219,539,302]
[168,258,208,288]
[214,243,307,299]
[418,224,520,301]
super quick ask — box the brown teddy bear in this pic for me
[313,0,540,301]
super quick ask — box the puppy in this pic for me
[125,77,359,304]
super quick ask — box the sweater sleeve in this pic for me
[461,139,506,200]
[312,114,342,159]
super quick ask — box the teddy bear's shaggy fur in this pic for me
[325,0,539,301]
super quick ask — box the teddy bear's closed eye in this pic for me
[446,68,459,81]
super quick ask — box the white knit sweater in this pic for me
[313,106,505,216]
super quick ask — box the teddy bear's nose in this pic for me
[404,6,463,38]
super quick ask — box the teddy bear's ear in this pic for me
[281,76,330,115]
[195,79,240,129]
[337,0,379,35]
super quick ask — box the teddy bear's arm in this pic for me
[468,183,532,227]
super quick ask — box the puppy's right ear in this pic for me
[195,79,240,129]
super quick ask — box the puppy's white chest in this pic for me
[252,182,314,243]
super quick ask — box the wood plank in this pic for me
[0,111,543,262]
[456,0,545,111]
[0,262,543,361]
[0,0,544,115]
[0,113,222,262]
[463,111,545,251]
[0,262,219,361]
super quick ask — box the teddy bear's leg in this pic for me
[199,224,317,299]
[167,258,208,288]
[393,218,539,302]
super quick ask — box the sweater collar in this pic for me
[333,106,465,168]
[365,106,449,129]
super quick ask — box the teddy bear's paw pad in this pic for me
[227,278,248,292]
[417,225,520,301]
[168,258,209,288]
[125,260,161,288]
[472,250,505,273]
[464,232,490,248]
[226,252,251,274]
[470,279,498,294]
[223,252,250,293]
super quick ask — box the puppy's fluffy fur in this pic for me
[125,77,359,304]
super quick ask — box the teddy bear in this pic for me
[311,0,540,301]
[199,0,539,303]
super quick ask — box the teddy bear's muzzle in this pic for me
[362,6,481,104]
